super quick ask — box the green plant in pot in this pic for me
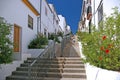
[28,35,48,49]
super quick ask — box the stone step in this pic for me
[20,63,64,68]
[24,60,83,64]
[60,78,87,80]
[27,57,82,61]
[62,73,86,78]
[63,68,85,73]
[6,76,86,80]
[16,67,85,73]
[6,76,61,80]
[20,63,84,68]
[6,57,86,80]
[16,67,62,72]
[12,71,62,78]
[64,64,85,68]
[27,58,65,61]
[12,71,86,78]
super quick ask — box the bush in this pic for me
[54,36,60,43]
[48,33,60,43]
[77,7,120,71]
[57,32,63,38]
[48,33,55,40]
[28,35,48,49]
[0,17,13,64]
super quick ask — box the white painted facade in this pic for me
[40,0,54,37]
[91,0,120,28]
[65,25,71,35]
[0,0,69,79]
[58,15,67,35]
[79,0,120,32]
[49,4,61,34]
[0,0,40,59]
[0,0,40,79]
[78,0,90,32]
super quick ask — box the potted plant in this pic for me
[28,34,48,57]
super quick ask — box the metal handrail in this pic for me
[28,40,55,80]
[60,35,71,73]
[28,35,71,80]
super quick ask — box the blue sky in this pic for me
[47,0,83,34]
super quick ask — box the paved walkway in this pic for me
[55,35,81,57]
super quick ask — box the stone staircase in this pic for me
[6,57,86,80]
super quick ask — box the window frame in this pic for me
[28,15,33,29]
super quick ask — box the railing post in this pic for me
[61,36,64,57]
[28,65,31,80]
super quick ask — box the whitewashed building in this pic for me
[0,0,40,79]
[65,25,71,35]
[0,0,70,79]
[49,4,62,34]
[58,15,67,35]
[91,0,120,28]
[78,0,91,32]
[0,0,41,60]
[40,0,55,37]
[79,0,120,32]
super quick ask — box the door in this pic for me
[14,24,20,52]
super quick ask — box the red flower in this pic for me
[99,56,102,60]
[100,46,104,50]
[105,49,110,54]
[102,36,107,40]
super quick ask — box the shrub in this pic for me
[0,17,13,64]
[48,33,55,40]
[48,33,60,43]
[28,35,48,49]
[54,36,60,43]
[57,32,63,38]
[77,7,120,71]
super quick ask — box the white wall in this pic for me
[29,0,40,13]
[103,0,120,17]
[0,0,39,55]
[91,0,120,28]
[58,15,67,35]
[65,25,71,35]
[49,4,60,34]
[40,0,54,36]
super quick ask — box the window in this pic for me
[98,3,103,23]
[87,6,92,20]
[45,7,47,16]
[87,0,91,4]
[28,15,33,29]
[44,28,47,36]
[56,20,58,25]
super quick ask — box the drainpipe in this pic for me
[37,17,40,34]
[94,0,95,25]
[40,0,42,33]
[89,19,91,33]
